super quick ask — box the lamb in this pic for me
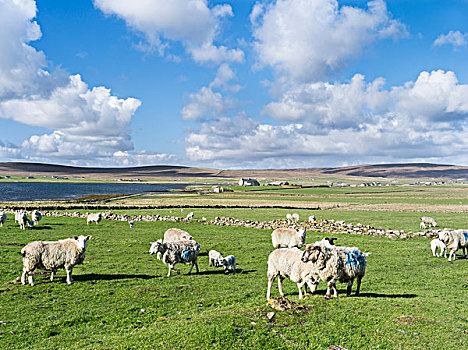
[87,213,102,225]
[301,243,367,299]
[320,237,338,247]
[271,227,306,249]
[421,216,437,227]
[186,212,194,220]
[21,235,92,286]
[0,212,6,227]
[266,248,320,300]
[292,213,300,222]
[18,212,29,230]
[438,229,468,261]
[149,239,200,277]
[420,222,427,230]
[32,210,42,226]
[430,238,447,258]
[208,249,223,267]
[286,213,292,221]
[308,215,316,222]
[221,255,236,274]
[15,210,24,223]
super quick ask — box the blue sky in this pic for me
[0,0,467,168]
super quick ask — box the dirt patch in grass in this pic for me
[394,316,427,325]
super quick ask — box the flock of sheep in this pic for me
[2,210,467,301]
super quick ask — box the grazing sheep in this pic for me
[221,255,236,274]
[420,222,427,230]
[271,227,306,249]
[186,212,194,220]
[438,229,468,261]
[149,239,200,277]
[129,220,134,229]
[21,235,92,286]
[208,250,223,267]
[15,210,24,224]
[421,216,437,227]
[266,248,320,300]
[18,212,29,230]
[308,215,316,222]
[292,213,300,222]
[87,213,102,225]
[0,212,6,227]
[320,237,338,247]
[163,228,193,242]
[286,213,292,221]
[301,243,367,299]
[32,210,42,226]
[431,238,447,258]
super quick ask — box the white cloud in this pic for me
[94,0,244,63]
[181,86,235,121]
[186,70,468,168]
[434,30,468,48]
[0,0,174,166]
[251,0,406,82]
[0,140,22,160]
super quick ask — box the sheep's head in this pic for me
[149,239,165,255]
[438,230,451,243]
[298,228,306,244]
[74,235,92,251]
[324,237,337,245]
[302,244,322,263]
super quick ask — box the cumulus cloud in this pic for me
[94,0,244,63]
[251,0,406,82]
[0,0,173,166]
[186,70,468,168]
[0,140,22,160]
[434,30,468,48]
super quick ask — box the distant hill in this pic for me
[0,162,467,180]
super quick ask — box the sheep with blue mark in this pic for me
[149,239,200,277]
[0,212,6,227]
[220,255,236,274]
[438,229,468,261]
[301,241,368,299]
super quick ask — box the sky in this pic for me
[0,0,468,169]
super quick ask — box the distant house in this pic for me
[238,178,260,186]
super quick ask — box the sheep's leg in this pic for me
[448,250,456,261]
[297,281,306,299]
[232,264,236,274]
[332,283,339,298]
[277,276,285,297]
[266,276,275,300]
[355,275,363,296]
[50,271,54,282]
[28,273,34,286]
[346,278,354,296]
[325,282,333,299]
[209,258,212,267]
[443,248,447,259]
[306,280,318,294]
[66,267,73,284]
[195,259,199,273]
[21,270,27,285]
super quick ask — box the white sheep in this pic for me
[163,228,193,242]
[208,250,223,267]
[438,229,468,261]
[308,215,316,222]
[271,227,306,249]
[18,212,29,230]
[421,216,437,227]
[15,210,25,224]
[32,210,42,226]
[420,222,427,230]
[430,238,447,258]
[21,235,92,286]
[0,212,6,227]
[186,212,194,220]
[129,220,134,229]
[87,213,102,225]
[292,213,300,222]
[301,243,367,299]
[286,213,292,221]
[221,255,236,274]
[266,248,320,300]
[149,239,200,277]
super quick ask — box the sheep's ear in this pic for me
[157,239,162,243]
[73,235,78,240]
[86,235,92,240]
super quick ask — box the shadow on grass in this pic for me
[195,268,256,275]
[75,273,155,281]
[359,292,417,298]
[30,226,53,230]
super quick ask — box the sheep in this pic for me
[286,213,292,221]
[301,243,367,299]
[430,238,447,258]
[149,239,200,277]
[163,228,193,242]
[420,222,427,230]
[208,250,223,267]
[15,210,24,223]
[186,212,194,220]
[421,216,437,227]
[308,215,316,222]
[271,227,306,249]
[0,212,6,227]
[292,213,300,222]
[87,213,102,225]
[20,235,92,286]
[32,210,42,226]
[320,237,338,247]
[221,255,236,274]
[266,248,320,300]
[438,229,468,261]
[18,212,29,230]
[128,220,135,229]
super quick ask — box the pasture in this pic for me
[0,206,467,349]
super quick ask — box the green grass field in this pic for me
[0,208,467,349]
